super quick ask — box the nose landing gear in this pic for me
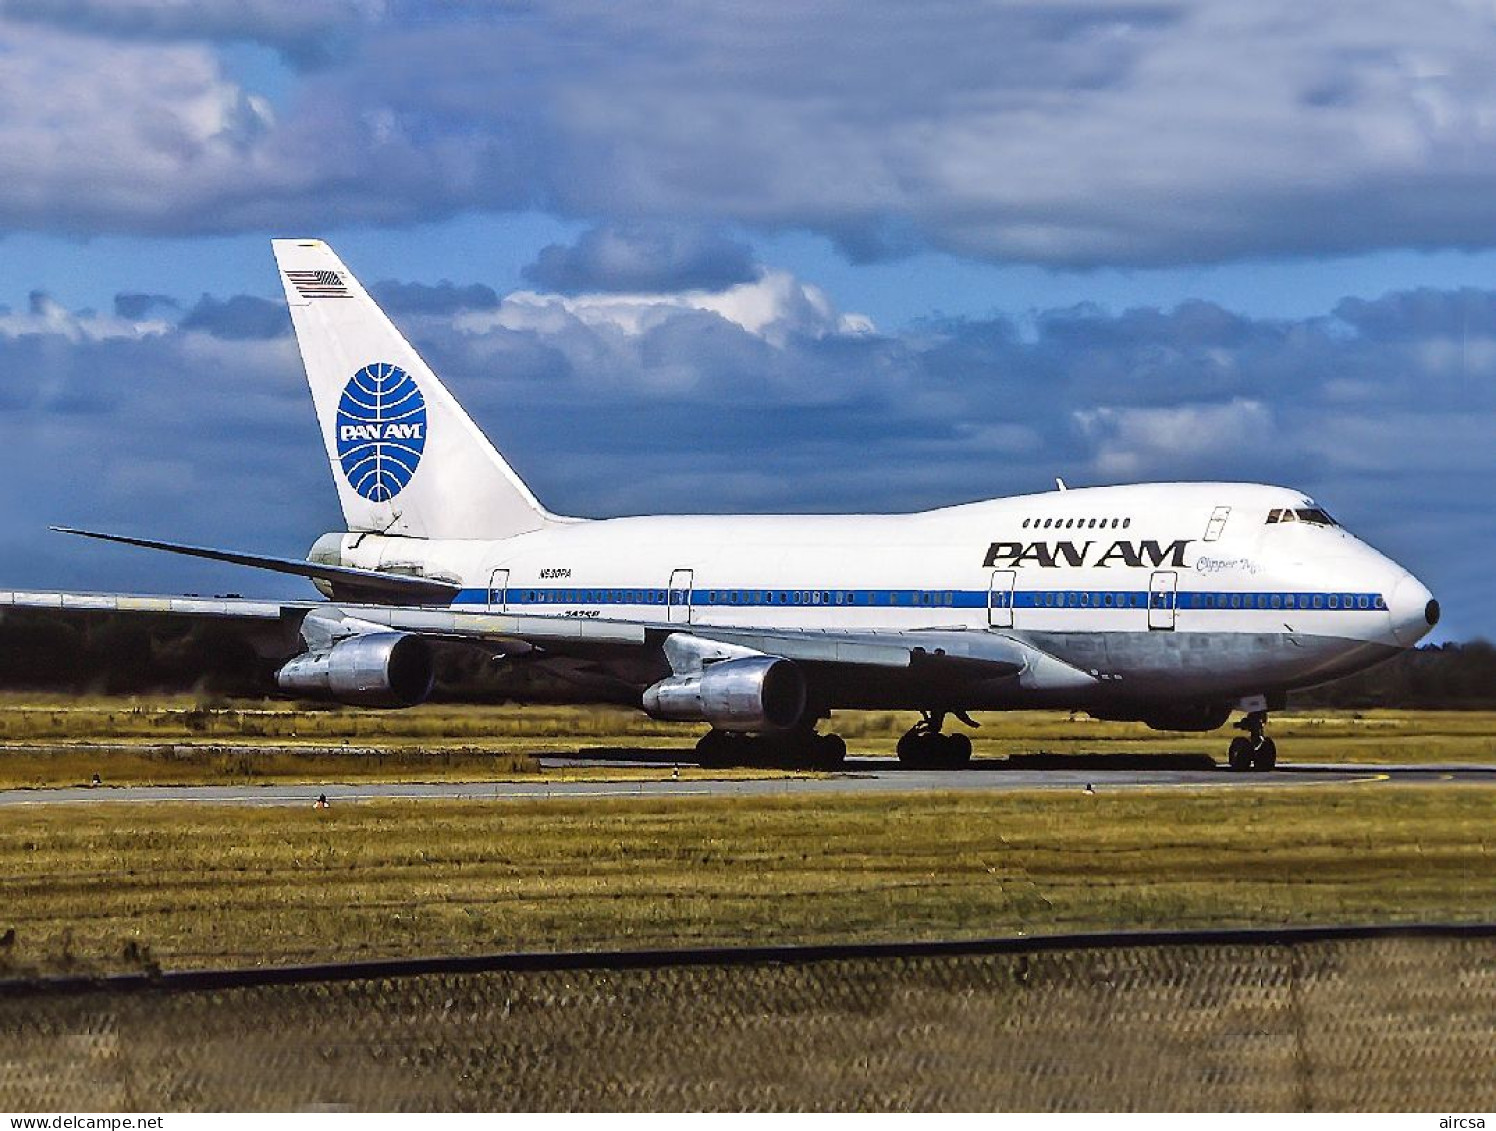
[896,710,976,769]
[1227,710,1277,772]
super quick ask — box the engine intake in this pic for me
[275,631,434,708]
[642,656,807,733]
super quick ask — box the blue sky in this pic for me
[0,1,1493,639]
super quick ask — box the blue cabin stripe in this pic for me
[450,586,1388,613]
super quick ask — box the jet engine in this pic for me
[275,631,435,708]
[642,655,807,733]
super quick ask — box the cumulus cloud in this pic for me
[7,2,1496,266]
[3,273,1494,633]
[114,293,179,320]
[1073,399,1276,479]
[0,0,379,64]
[180,294,288,339]
[523,223,761,294]
[368,280,500,315]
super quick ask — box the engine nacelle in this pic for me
[275,632,435,708]
[642,656,807,733]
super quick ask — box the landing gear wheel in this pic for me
[810,733,847,770]
[1251,736,1277,772]
[1228,736,1253,772]
[897,713,974,770]
[695,729,735,768]
[943,732,973,768]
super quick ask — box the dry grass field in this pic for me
[0,785,1492,977]
[7,936,1496,1111]
[0,694,1492,787]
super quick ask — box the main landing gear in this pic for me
[896,710,975,770]
[695,727,847,771]
[1227,710,1277,772]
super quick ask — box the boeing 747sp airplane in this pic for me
[9,240,1440,771]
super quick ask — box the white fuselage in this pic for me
[317,481,1437,712]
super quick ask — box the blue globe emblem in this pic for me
[335,363,428,502]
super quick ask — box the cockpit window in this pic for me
[1266,507,1338,527]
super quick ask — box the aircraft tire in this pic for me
[897,732,971,769]
[896,733,931,769]
[943,732,973,768]
[695,729,735,768]
[1251,737,1278,772]
[811,733,847,770]
[1227,736,1253,772]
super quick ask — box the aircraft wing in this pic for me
[0,589,1095,697]
[0,589,644,650]
[0,588,996,663]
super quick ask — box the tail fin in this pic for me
[272,238,562,540]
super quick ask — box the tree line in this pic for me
[0,608,1491,709]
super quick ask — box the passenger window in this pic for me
[1122,518,1131,529]
[1313,595,1324,609]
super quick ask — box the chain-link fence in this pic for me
[3,933,1495,1111]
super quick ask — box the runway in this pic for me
[0,758,1492,808]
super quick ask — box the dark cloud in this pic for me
[179,294,289,340]
[7,3,1496,267]
[113,293,178,320]
[1,277,1490,638]
[523,224,761,294]
[369,279,500,315]
[1332,288,1496,342]
[0,0,371,66]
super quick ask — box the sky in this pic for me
[0,1,1493,639]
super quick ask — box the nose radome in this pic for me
[1389,572,1438,647]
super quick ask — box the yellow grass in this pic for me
[0,785,1492,977]
[0,696,1491,787]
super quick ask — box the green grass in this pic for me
[1,785,1492,977]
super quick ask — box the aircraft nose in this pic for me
[1388,572,1439,647]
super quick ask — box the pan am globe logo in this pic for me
[335,363,428,502]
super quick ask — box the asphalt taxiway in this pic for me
[0,758,1491,808]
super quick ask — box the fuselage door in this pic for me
[486,568,509,614]
[1148,569,1178,631]
[1203,505,1231,542]
[988,569,1017,629]
[668,568,694,625]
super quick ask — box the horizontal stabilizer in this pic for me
[51,527,460,605]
